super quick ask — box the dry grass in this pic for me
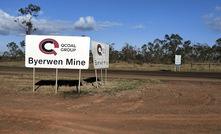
[108,62,221,72]
[108,62,173,71]
[0,71,153,96]
[0,61,25,67]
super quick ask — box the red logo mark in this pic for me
[39,39,59,55]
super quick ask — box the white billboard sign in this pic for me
[175,55,181,66]
[25,35,90,69]
[91,41,109,69]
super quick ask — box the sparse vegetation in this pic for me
[1,61,221,72]
[59,79,145,97]
[0,70,155,97]
[0,61,25,67]
[114,79,142,91]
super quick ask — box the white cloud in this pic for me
[203,5,221,33]
[0,9,22,35]
[73,17,122,31]
[215,5,221,11]
[0,9,122,36]
[133,24,145,29]
[205,17,221,33]
[97,21,123,29]
[73,16,96,31]
[39,10,44,15]
[202,13,214,19]
[33,19,71,35]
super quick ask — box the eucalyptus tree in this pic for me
[215,38,221,62]
[163,34,183,63]
[14,4,41,35]
[3,42,24,61]
[4,4,41,61]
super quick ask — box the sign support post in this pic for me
[33,68,35,92]
[101,69,103,84]
[105,69,107,84]
[55,68,58,93]
[78,69,81,93]
[95,69,98,88]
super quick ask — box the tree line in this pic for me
[108,34,221,65]
[1,34,221,65]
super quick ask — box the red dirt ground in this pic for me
[0,67,221,134]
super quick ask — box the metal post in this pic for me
[78,69,81,93]
[55,68,58,93]
[101,69,103,84]
[95,69,98,88]
[33,68,35,92]
[105,69,107,84]
[179,66,181,72]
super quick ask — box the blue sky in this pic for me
[0,0,221,53]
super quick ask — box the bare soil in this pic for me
[0,67,221,134]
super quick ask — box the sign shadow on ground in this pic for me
[35,80,82,92]
[84,77,101,87]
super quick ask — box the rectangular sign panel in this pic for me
[91,41,109,69]
[25,35,90,69]
[175,55,181,66]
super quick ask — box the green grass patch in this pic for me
[59,79,145,97]
[114,79,141,91]
[146,79,161,84]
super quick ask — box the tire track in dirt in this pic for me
[0,107,143,134]
[178,91,218,114]
[117,90,144,113]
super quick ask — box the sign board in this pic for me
[25,35,90,69]
[175,55,181,66]
[91,41,109,69]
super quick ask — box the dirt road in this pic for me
[1,67,221,81]
[0,67,221,134]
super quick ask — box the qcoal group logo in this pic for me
[39,38,77,56]
[97,44,102,56]
[97,44,106,56]
[39,39,59,56]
